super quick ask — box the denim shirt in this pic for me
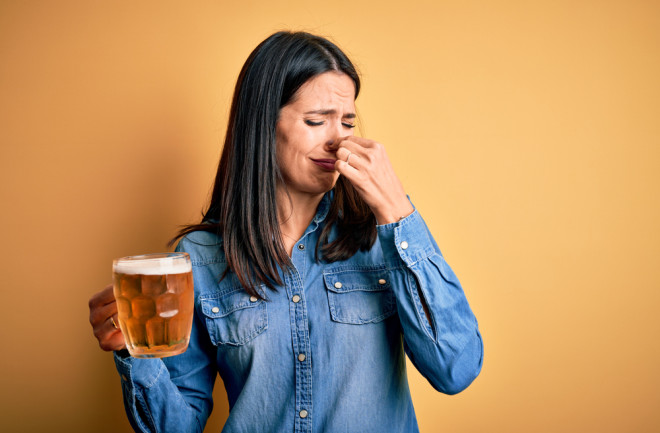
[114,194,483,433]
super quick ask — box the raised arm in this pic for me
[377,210,483,394]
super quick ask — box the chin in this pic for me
[308,178,339,195]
[322,176,340,192]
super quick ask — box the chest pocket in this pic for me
[200,287,267,346]
[323,267,396,324]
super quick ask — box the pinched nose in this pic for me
[324,136,348,152]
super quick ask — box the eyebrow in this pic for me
[303,109,356,119]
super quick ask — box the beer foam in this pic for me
[114,257,191,275]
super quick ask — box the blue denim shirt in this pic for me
[114,194,483,432]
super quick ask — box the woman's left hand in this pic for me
[334,136,414,225]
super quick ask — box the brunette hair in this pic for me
[172,31,376,298]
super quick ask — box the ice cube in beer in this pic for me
[142,274,167,297]
[166,273,190,294]
[146,317,167,347]
[116,296,133,319]
[119,273,141,298]
[125,317,147,347]
[168,315,185,343]
[132,296,156,320]
[156,293,179,318]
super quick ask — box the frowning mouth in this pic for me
[311,158,337,171]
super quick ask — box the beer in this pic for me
[113,253,194,358]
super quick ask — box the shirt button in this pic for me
[378,279,386,285]
[400,241,409,250]
[292,295,301,303]
[121,374,128,382]
[211,307,220,313]
[298,244,305,250]
[334,282,342,289]
[299,409,308,418]
[298,353,306,362]
[249,296,257,302]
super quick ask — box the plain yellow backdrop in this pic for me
[1,1,659,432]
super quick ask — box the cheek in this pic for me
[288,128,319,157]
[276,122,325,172]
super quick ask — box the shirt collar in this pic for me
[313,190,333,224]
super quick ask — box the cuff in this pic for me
[114,351,166,389]
[377,210,436,267]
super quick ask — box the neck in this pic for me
[276,186,324,250]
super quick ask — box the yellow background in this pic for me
[1,1,658,432]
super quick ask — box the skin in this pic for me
[89,71,414,351]
[276,71,413,253]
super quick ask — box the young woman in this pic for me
[89,31,483,433]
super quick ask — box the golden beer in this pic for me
[112,253,194,358]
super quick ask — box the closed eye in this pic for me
[304,119,355,129]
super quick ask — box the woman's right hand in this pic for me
[89,284,126,351]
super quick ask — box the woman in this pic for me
[89,31,483,433]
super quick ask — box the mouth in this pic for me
[311,158,337,171]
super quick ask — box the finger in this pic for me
[108,312,120,331]
[98,328,126,352]
[90,299,118,329]
[335,158,363,183]
[88,284,115,309]
[95,313,125,351]
[341,135,378,149]
[336,147,365,170]
[336,138,375,159]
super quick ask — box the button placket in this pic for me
[284,271,312,432]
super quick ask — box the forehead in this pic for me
[289,72,356,110]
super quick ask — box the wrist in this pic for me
[374,203,414,225]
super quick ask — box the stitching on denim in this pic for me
[326,289,396,324]
[407,269,436,341]
[200,290,265,318]
[128,388,150,432]
[134,388,157,432]
[204,302,268,346]
[142,362,165,389]
[322,263,389,273]
[191,257,225,267]
[399,245,436,267]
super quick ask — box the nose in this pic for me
[324,123,346,153]
[324,137,339,153]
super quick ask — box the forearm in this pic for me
[378,209,483,394]
[115,353,213,433]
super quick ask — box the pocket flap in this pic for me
[323,266,396,325]
[323,267,391,293]
[200,289,261,318]
[199,287,267,346]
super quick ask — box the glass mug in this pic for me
[112,253,194,358]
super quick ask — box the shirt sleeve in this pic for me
[113,242,218,432]
[377,208,483,395]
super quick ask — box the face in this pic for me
[275,71,356,198]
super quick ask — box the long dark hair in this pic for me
[172,31,377,298]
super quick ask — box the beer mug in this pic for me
[112,253,194,358]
